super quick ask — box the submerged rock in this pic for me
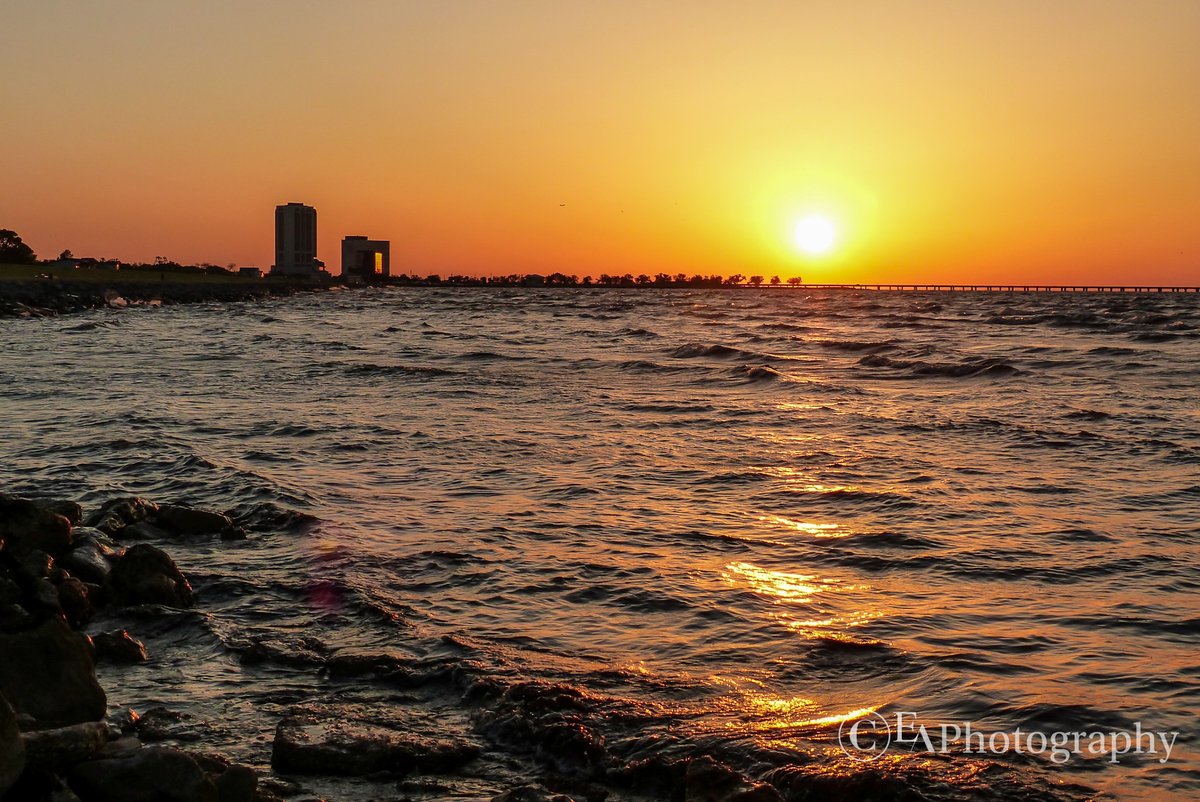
[492,785,578,802]
[155,504,233,536]
[92,630,149,664]
[105,544,193,608]
[0,617,106,727]
[84,498,159,537]
[68,746,218,802]
[271,713,479,776]
[0,694,25,797]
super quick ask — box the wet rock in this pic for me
[19,549,55,579]
[1,694,25,797]
[214,764,257,802]
[271,713,479,776]
[237,635,329,668]
[92,630,149,664]
[762,764,923,802]
[155,504,233,536]
[492,785,577,802]
[120,522,171,541]
[106,544,193,608]
[0,494,73,557]
[84,498,158,537]
[46,500,85,527]
[21,721,110,772]
[103,708,140,737]
[68,746,218,802]
[685,756,744,802]
[60,534,117,586]
[474,682,606,776]
[135,708,200,744]
[0,617,106,727]
[57,577,93,628]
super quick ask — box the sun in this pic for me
[792,215,837,256]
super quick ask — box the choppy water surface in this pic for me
[1,288,1197,800]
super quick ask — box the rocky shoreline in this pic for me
[0,279,325,319]
[0,492,1086,802]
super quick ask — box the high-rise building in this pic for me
[341,236,390,281]
[272,203,319,276]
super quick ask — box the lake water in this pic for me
[1,287,1196,800]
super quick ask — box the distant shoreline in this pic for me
[4,269,1199,319]
[0,275,326,319]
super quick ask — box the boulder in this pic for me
[57,576,93,628]
[60,539,115,585]
[68,746,218,802]
[493,785,577,802]
[21,720,110,772]
[46,501,85,527]
[0,694,25,798]
[0,494,73,557]
[105,544,193,608]
[271,713,479,776]
[92,630,148,664]
[155,505,233,536]
[214,764,257,802]
[84,498,158,537]
[120,522,170,541]
[0,617,106,727]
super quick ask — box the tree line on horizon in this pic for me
[390,272,803,287]
[3,229,805,286]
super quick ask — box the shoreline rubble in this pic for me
[0,279,328,319]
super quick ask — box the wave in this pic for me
[857,354,1021,378]
[345,362,458,377]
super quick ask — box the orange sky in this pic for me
[3,1,1198,284]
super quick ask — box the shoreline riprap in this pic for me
[0,279,327,319]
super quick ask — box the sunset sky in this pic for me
[3,1,1198,284]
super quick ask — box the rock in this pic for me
[106,544,193,608]
[60,539,114,585]
[84,498,158,537]
[103,708,140,737]
[155,505,233,536]
[58,577,93,627]
[68,746,218,802]
[1,694,26,798]
[271,713,479,776]
[92,630,148,664]
[0,494,73,557]
[0,603,32,631]
[19,549,55,578]
[120,522,170,541]
[492,785,577,802]
[47,501,85,526]
[214,764,257,802]
[21,721,110,772]
[0,617,107,727]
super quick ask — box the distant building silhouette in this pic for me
[272,203,321,277]
[238,267,263,278]
[341,236,390,281]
